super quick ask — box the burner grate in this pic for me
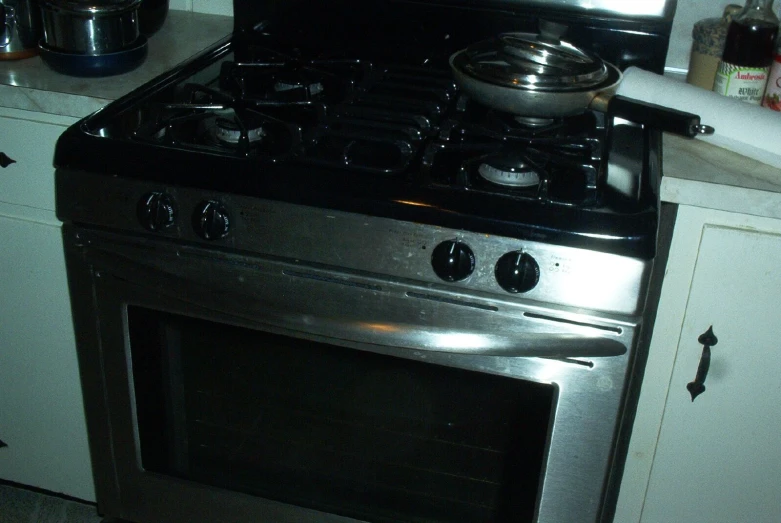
[131,84,310,160]
[126,53,613,197]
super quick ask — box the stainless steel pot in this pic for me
[41,0,142,55]
[450,32,716,138]
[0,0,43,60]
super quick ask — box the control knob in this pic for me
[193,200,231,240]
[137,192,175,232]
[431,240,475,282]
[495,251,540,293]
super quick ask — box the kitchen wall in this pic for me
[667,0,740,72]
[168,0,743,73]
[170,0,233,17]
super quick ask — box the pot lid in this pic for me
[43,0,142,15]
[452,32,610,92]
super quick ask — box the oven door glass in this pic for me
[128,305,555,523]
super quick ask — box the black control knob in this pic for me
[431,240,475,282]
[193,200,231,240]
[495,251,540,293]
[137,192,175,232]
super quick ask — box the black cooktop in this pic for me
[54,2,667,259]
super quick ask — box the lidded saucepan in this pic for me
[449,24,715,137]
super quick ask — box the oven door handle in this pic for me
[282,316,627,358]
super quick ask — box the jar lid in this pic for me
[43,0,143,15]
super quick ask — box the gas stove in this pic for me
[54,3,679,523]
[54,0,675,316]
[55,0,683,310]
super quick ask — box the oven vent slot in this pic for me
[406,291,499,312]
[283,270,383,291]
[524,312,623,334]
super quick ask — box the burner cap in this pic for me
[513,116,556,128]
[478,155,540,187]
[272,70,325,101]
[214,116,266,146]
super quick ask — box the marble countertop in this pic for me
[662,134,781,221]
[0,10,233,119]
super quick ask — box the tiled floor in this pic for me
[0,484,102,523]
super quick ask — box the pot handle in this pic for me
[605,95,715,138]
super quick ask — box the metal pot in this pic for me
[40,0,142,55]
[450,32,715,138]
[0,0,43,60]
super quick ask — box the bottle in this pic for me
[688,5,742,90]
[713,0,779,104]
[762,11,781,109]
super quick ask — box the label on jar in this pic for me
[762,55,781,111]
[713,61,769,104]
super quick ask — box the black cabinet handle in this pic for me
[0,152,15,168]
[687,326,718,402]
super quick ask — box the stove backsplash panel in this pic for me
[232,0,674,73]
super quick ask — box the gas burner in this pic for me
[477,154,541,187]
[131,103,303,161]
[272,73,325,100]
[512,116,557,128]
[213,115,266,146]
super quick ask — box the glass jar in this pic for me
[713,0,780,104]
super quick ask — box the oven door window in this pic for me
[128,306,555,523]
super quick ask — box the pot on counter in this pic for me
[40,0,142,55]
[1,0,43,60]
[449,28,716,138]
[38,0,148,77]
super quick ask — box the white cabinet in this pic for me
[0,108,77,211]
[0,215,95,501]
[616,204,781,523]
[0,107,95,501]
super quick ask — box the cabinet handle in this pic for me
[0,152,15,168]
[686,326,718,402]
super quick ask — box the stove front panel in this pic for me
[63,221,640,523]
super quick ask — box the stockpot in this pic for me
[41,0,142,55]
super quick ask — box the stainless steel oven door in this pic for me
[63,224,638,523]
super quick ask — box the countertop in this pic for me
[0,10,233,119]
[662,134,781,221]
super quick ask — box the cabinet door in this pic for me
[0,214,95,502]
[0,109,77,211]
[640,222,781,523]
